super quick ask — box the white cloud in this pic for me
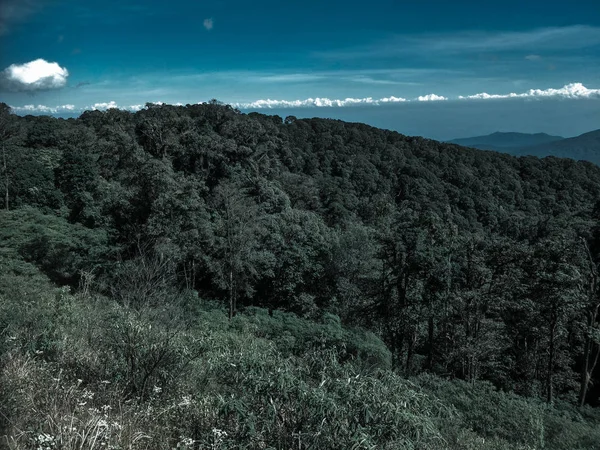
[459,83,600,100]
[1,58,69,91]
[91,102,156,111]
[380,96,408,103]
[7,83,600,117]
[227,83,600,109]
[233,95,408,109]
[233,83,600,109]
[203,18,213,30]
[417,94,447,101]
[91,101,119,110]
[10,102,154,114]
[9,104,76,114]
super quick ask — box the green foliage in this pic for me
[2,281,599,449]
[237,307,392,370]
[207,179,276,318]
[3,102,600,447]
[0,270,64,358]
[416,374,600,449]
[56,145,100,225]
[101,302,202,399]
[0,207,109,284]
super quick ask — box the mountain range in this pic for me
[448,129,600,165]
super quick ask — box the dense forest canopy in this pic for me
[2,101,600,448]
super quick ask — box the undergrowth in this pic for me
[1,266,599,449]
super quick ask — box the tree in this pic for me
[0,104,21,210]
[374,207,433,371]
[208,180,274,319]
[145,171,210,291]
[259,207,333,316]
[525,234,583,403]
[330,222,380,322]
[56,146,100,225]
[578,233,600,406]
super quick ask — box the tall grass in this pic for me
[1,268,600,449]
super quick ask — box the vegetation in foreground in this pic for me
[2,263,600,449]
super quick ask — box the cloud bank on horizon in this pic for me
[231,83,599,109]
[7,82,600,115]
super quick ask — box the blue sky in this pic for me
[1,0,599,139]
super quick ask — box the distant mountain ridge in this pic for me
[447,132,565,152]
[519,130,600,163]
[447,130,600,165]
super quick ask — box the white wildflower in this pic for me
[212,428,227,438]
[177,436,195,447]
[179,395,192,407]
[35,433,56,449]
[81,388,94,399]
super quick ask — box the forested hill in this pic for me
[3,100,600,433]
[5,102,600,230]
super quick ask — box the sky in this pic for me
[1,0,599,140]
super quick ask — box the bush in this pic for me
[237,307,391,371]
[0,208,108,285]
[416,374,600,450]
[2,266,599,449]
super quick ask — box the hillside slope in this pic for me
[2,250,600,449]
[2,102,600,415]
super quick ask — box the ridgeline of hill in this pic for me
[2,102,600,448]
[448,131,565,152]
[448,130,600,165]
[520,130,600,164]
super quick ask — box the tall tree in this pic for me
[526,233,583,403]
[208,180,274,319]
[0,104,20,210]
[56,146,100,225]
[578,210,600,407]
